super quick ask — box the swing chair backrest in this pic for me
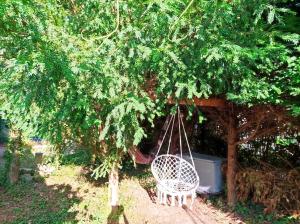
[151,154,199,192]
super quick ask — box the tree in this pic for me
[1,0,299,208]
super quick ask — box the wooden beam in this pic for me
[167,97,228,108]
[145,77,227,108]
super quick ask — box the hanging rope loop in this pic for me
[154,106,196,167]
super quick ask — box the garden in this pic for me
[0,0,300,223]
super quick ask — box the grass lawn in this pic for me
[0,165,144,224]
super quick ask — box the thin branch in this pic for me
[82,0,120,42]
[170,0,195,31]
[237,108,265,132]
[203,108,228,128]
[235,113,265,145]
[217,110,229,128]
[96,0,120,40]
[236,126,277,145]
[168,0,195,41]
[238,120,253,132]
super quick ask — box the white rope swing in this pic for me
[151,107,199,208]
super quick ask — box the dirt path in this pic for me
[125,181,241,224]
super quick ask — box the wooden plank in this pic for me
[145,77,227,108]
[167,97,227,108]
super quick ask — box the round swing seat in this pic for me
[151,154,199,194]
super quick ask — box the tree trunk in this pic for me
[109,163,119,207]
[227,111,238,207]
[91,143,98,164]
[9,152,20,184]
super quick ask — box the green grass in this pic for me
[0,164,141,224]
[0,149,12,187]
[0,145,118,223]
[1,180,79,224]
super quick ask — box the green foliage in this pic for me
[92,151,120,179]
[0,119,8,143]
[60,149,92,166]
[0,0,299,177]
[276,135,299,147]
[0,149,12,187]
[18,146,37,169]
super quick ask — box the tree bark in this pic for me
[109,163,119,208]
[227,110,238,207]
[91,142,99,164]
[9,152,20,184]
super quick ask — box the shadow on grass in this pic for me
[78,165,108,188]
[107,205,129,224]
[78,159,153,189]
[0,174,82,224]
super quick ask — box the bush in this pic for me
[60,149,92,166]
[0,119,9,144]
[236,167,300,215]
[0,149,12,187]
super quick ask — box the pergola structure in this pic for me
[134,95,290,205]
[132,97,228,164]
[131,96,239,205]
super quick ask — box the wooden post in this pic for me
[227,108,238,207]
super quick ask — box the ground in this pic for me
[0,163,242,224]
[1,144,297,224]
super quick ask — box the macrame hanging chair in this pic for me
[151,107,199,208]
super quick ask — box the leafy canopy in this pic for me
[0,0,299,174]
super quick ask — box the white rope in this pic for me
[179,111,195,168]
[177,106,183,183]
[178,106,183,159]
[162,115,175,181]
[155,115,175,156]
[166,114,176,155]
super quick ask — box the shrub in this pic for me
[60,149,92,166]
[0,119,9,144]
[0,149,12,187]
[236,167,300,215]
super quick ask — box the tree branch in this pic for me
[235,113,265,145]
[235,126,278,145]
[216,110,229,128]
